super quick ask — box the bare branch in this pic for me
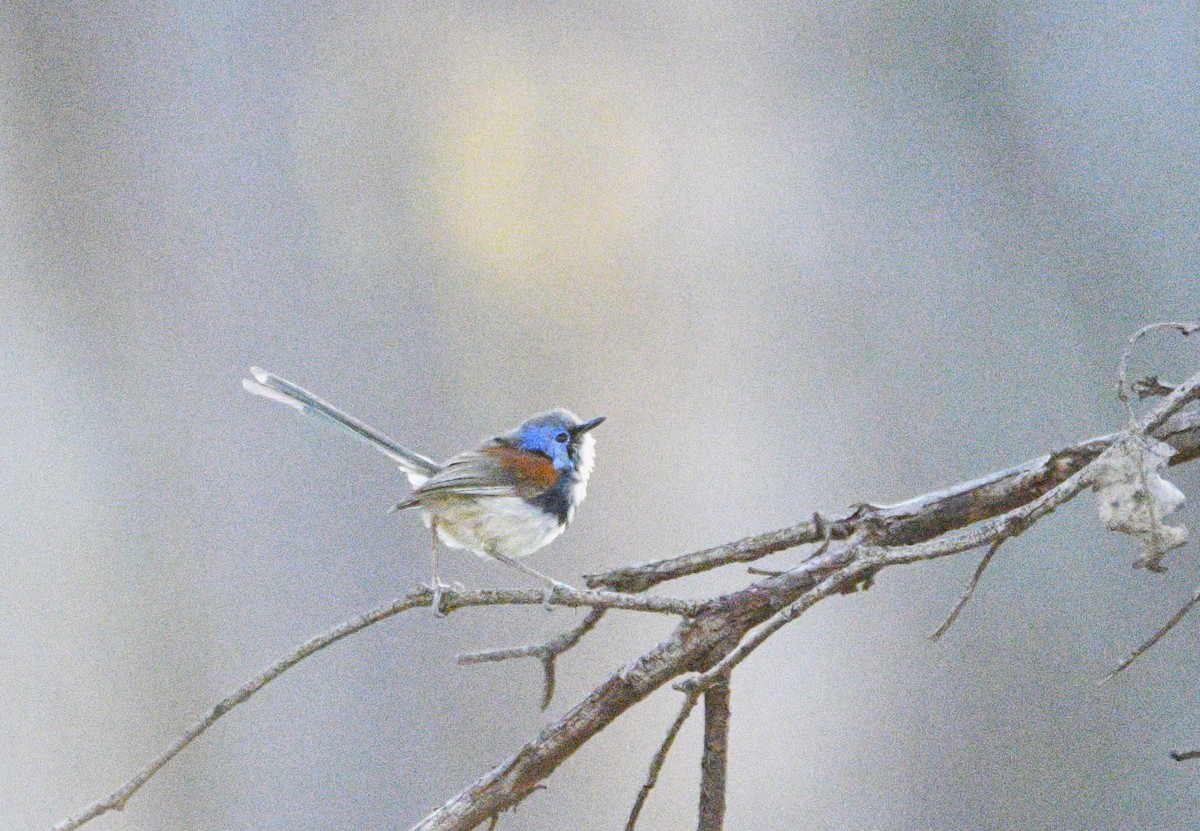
[877,420,1151,571]
[56,344,1200,831]
[458,609,607,709]
[53,587,693,831]
[929,539,1004,641]
[589,519,837,593]
[586,409,1200,594]
[698,675,731,831]
[414,405,1200,831]
[1171,748,1200,762]
[624,690,702,831]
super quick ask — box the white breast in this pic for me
[427,497,565,560]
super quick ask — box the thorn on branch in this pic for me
[746,566,785,577]
[1132,375,1177,399]
[540,655,557,711]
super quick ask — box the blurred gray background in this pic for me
[3,2,1199,829]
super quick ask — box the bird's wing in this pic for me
[397,445,558,507]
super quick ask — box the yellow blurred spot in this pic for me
[431,45,658,278]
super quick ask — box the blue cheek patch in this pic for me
[513,419,581,474]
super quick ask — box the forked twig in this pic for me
[679,536,875,696]
[457,609,607,709]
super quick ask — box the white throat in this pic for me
[572,431,597,504]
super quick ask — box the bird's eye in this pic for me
[555,432,569,444]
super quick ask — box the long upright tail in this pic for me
[242,367,439,484]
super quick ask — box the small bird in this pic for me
[243,368,604,614]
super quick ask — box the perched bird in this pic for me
[243,368,604,614]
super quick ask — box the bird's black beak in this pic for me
[571,416,606,435]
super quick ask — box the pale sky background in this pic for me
[2,2,1199,830]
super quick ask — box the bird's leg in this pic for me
[429,525,447,618]
[486,550,577,609]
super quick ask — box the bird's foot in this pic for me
[425,580,461,618]
[540,579,577,611]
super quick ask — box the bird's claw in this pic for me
[540,580,576,611]
[425,580,459,618]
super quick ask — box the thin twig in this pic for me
[1140,376,1200,439]
[53,587,693,831]
[53,592,426,831]
[929,539,1005,641]
[589,519,840,593]
[697,675,731,831]
[1131,330,1200,436]
[1101,585,1200,684]
[457,609,607,709]
[625,690,703,831]
[1117,321,1199,422]
[1170,748,1200,762]
[745,517,834,578]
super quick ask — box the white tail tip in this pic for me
[242,374,306,412]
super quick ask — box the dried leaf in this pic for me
[1092,435,1187,571]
